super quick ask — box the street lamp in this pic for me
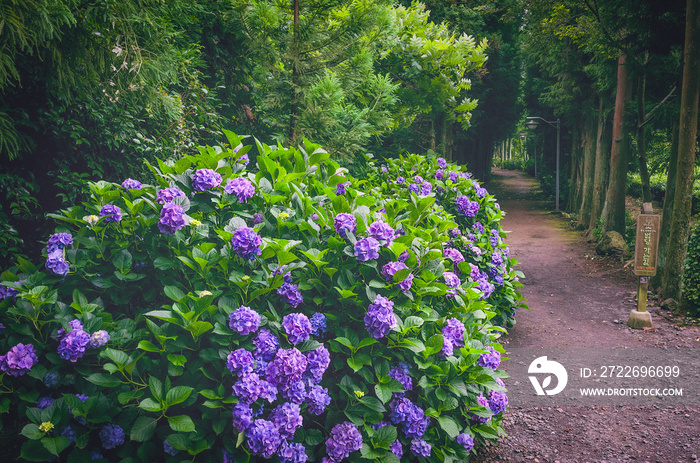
[526,116,561,212]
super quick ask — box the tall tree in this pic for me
[661,0,700,303]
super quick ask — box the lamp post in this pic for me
[526,116,561,212]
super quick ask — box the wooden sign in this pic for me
[633,213,660,276]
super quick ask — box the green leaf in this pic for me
[112,249,133,272]
[164,285,186,302]
[138,398,162,413]
[437,416,460,438]
[153,257,176,270]
[41,436,70,456]
[130,416,158,442]
[185,321,213,338]
[138,340,160,352]
[85,373,121,388]
[372,424,397,449]
[20,440,51,461]
[334,337,354,349]
[167,354,187,366]
[167,415,195,432]
[21,423,44,440]
[165,386,194,407]
[374,384,392,404]
[149,376,164,402]
[102,348,129,367]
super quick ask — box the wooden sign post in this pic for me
[628,203,659,329]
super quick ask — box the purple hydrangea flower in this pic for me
[457,432,474,451]
[99,424,125,449]
[45,250,69,276]
[444,247,465,267]
[381,261,408,282]
[325,422,363,461]
[253,328,280,361]
[476,186,488,198]
[44,371,60,388]
[121,178,142,190]
[472,222,485,234]
[455,196,480,217]
[156,187,185,204]
[227,348,255,376]
[57,320,83,340]
[309,313,326,336]
[488,390,509,415]
[389,362,412,391]
[491,251,503,267]
[334,213,356,238]
[278,441,307,463]
[232,372,263,403]
[37,396,54,409]
[354,237,380,262]
[270,402,303,439]
[89,330,110,348]
[99,204,122,222]
[442,337,454,356]
[408,183,420,195]
[266,348,308,390]
[232,402,253,432]
[306,385,331,415]
[476,275,495,298]
[192,168,222,192]
[369,221,395,245]
[305,345,330,382]
[390,440,403,458]
[260,379,279,403]
[246,419,281,458]
[403,403,429,438]
[278,283,303,308]
[231,227,263,260]
[61,426,76,444]
[420,181,432,196]
[435,169,444,180]
[229,306,261,335]
[0,284,18,300]
[58,329,91,362]
[448,171,459,182]
[158,203,186,235]
[364,295,397,339]
[282,380,306,403]
[336,182,350,195]
[282,313,312,345]
[225,177,256,203]
[478,346,501,370]
[398,273,414,292]
[237,153,250,167]
[396,176,405,184]
[443,271,460,288]
[381,165,388,173]
[388,396,413,424]
[442,318,465,348]
[411,439,431,457]
[253,212,264,224]
[437,157,447,168]
[164,439,178,456]
[494,274,505,286]
[471,395,491,423]
[47,233,73,252]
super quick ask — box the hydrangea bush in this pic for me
[0,130,525,462]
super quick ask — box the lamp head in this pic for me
[526,119,539,130]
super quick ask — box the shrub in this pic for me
[682,221,700,315]
[0,131,524,462]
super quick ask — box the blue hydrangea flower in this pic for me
[388,396,413,424]
[253,328,280,361]
[306,385,331,415]
[227,348,255,376]
[45,250,69,276]
[334,213,356,238]
[157,187,185,204]
[282,313,312,345]
[281,379,306,404]
[99,424,125,449]
[164,439,178,456]
[278,441,308,463]
[325,422,363,462]
[158,203,186,235]
[278,282,303,308]
[488,389,508,415]
[0,343,38,376]
[232,402,253,432]
[231,227,262,260]
[270,402,303,439]
[61,426,76,444]
[246,419,281,458]
[0,284,18,300]
[232,372,263,403]
[456,432,474,452]
[229,306,261,335]
[192,168,222,192]
[309,313,326,336]
[478,346,501,370]
[354,237,380,262]
[411,438,431,457]
[390,440,403,458]
[89,330,110,348]
[99,204,122,222]
[58,328,91,362]
[121,178,142,190]
[37,396,54,409]
[47,233,73,252]
[364,295,396,339]
[225,177,256,203]
[237,153,250,167]
[403,403,429,438]
[44,371,61,388]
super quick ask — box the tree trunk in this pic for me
[653,119,680,288]
[661,0,700,303]
[637,69,652,203]
[444,121,453,161]
[602,54,634,235]
[589,99,611,231]
[568,119,583,213]
[289,0,301,144]
[579,106,598,227]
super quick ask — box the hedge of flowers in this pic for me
[0,130,525,462]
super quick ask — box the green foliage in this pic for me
[0,131,524,461]
[683,221,700,316]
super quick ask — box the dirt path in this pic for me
[473,168,700,463]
